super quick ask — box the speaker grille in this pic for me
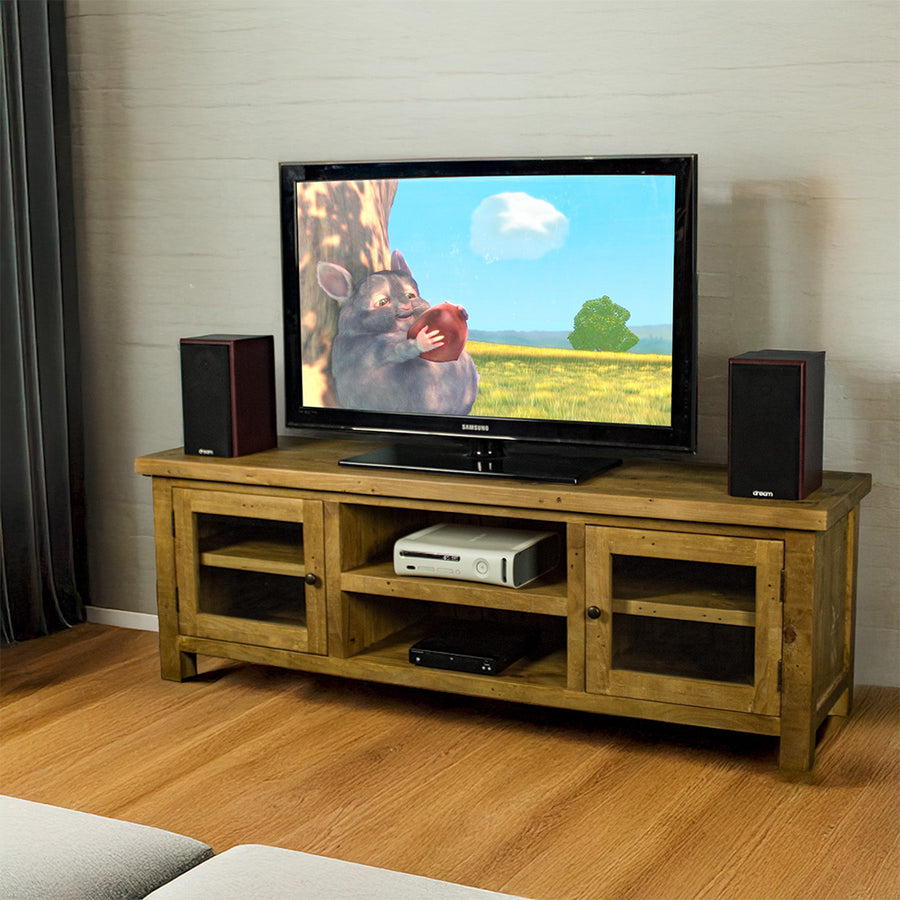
[181,342,234,456]
[729,362,803,499]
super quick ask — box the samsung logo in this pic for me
[461,423,490,432]
[752,490,775,497]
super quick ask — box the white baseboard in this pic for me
[85,606,159,632]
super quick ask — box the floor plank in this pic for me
[1,624,897,900]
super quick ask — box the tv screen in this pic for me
[281,156,697,483]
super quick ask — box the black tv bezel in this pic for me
[280,155,698,460]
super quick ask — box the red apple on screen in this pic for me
[407,302,469,362]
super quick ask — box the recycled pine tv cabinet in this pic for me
[136,439,870,771]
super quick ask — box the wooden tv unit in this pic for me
[136,439,870,771]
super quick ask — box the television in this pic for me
[280,155,697,484]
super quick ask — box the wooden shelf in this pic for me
[611,554,757,626]
[201,537,305,577]
[341,559,567,617]
[355,621,569,692]
[611,594,755,626]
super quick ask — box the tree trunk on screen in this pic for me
[295,180,398,406]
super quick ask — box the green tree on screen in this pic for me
[568,296,640,352]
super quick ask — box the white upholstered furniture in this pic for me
[1,795,527,899]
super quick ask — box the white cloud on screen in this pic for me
[470,192,569,261]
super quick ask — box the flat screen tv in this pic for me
[280,155,697,483]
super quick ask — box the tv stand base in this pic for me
[136,438,870,771]
[340,439,621,484]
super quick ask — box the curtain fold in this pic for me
[1,0,87,643]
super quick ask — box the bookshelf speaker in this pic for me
[728,350,825,500]
[180,335,277,457]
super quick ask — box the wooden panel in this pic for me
[813,518,851,706]
[152,478,197,681]
[172,487,327,656]
[779,530,818,770]
[751,539,784,717]
[831,507,861,717]
[602,527,767,566]
[780,516,856,766]
[299,499,327,655]
[565,522,587,692]
[173,488,201,639]
[179,488,307,523]
[323,501,349,658]
[607,670,759,712]
[584,525,613,695]
[136,442,872,533]
[193,612,310,653]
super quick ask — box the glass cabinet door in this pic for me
[173,488,326,654]
[585,527,783,716]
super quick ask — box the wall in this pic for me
[65,0,899,686]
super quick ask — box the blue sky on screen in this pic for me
[385,174,676,333]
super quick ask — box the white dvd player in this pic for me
[393,523,559,589]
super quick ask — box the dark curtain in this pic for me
[1,0,87,643]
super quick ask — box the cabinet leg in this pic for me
[160,642,197,682]
[831,684,854,717]
[778,715,816,771]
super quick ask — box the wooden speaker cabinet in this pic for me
[728,349,825,500]
[180,335,276,458]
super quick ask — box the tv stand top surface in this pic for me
[135,437,870,533]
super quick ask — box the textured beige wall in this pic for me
[65,0,899,685]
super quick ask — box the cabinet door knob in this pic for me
[587,606,602,620]
[304,572,318,586]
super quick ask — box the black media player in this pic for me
[409,620,539,676]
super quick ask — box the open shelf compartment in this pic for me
[338,502,569,616]
[339,593,569,691]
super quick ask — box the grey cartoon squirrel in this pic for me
[316,251,479,415]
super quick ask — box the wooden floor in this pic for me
[2,624,897,900]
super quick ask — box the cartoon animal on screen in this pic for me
[316,251,478,415]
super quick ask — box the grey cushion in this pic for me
[0,795,213,899]
[146,844,529,899]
